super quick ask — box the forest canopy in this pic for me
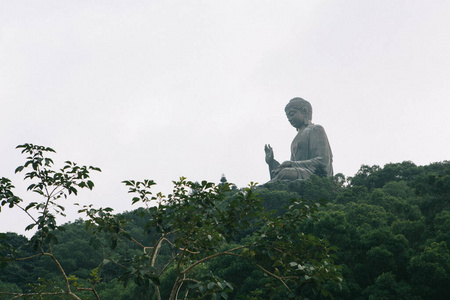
[1,144,449,299]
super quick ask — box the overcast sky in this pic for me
[1,1,450,236]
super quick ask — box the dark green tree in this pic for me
[1,144,342,299]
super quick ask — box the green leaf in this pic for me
[25,223,36,231]
[87,180,94,190]
[25,202,38,211]
[208,282,216,290]
[44,158,54,166]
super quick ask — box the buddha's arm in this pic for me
[265,144,280,179]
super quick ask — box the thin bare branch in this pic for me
[181,244,292,292]
[182,245,248,275]
[161,237,200,254]
[43,245,79,299]
[14,203,37,223]
[3,253,43,261]
[76,287,101,300]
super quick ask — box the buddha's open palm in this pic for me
[264,144,274,164]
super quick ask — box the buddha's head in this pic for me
[285,97,312,129]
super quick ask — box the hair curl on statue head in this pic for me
[285,97,312,121]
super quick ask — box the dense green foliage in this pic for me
[0,144,341,299]
[263,161,450,299]
[1,144,449,299]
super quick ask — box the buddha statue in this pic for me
[265,97,333,182]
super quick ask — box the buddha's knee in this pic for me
[276,168,298,180]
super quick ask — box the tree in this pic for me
[1,143,101,299]
[79,179,342,299]
[408,241,450,299]
[362,272,413,300]
[0,144,342,299]
[313,164,328,178]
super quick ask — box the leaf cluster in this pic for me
[1,144,341,300]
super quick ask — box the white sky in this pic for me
[1,1,450,236]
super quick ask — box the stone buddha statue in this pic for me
[265,97,333,182]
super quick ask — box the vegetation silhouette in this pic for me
[1,144,342,300]
[1,144,450,299]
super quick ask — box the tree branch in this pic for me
[182,244,292,292]
[76,287,101,300]
[2,253,43,261]
[182,245,248,275]
[15,203,37,223]
[43,245,81,300]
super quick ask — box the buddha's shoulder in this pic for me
[306,124,326,132]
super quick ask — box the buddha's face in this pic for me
[286,108,306,129]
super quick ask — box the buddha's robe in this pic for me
[270,124,333,180]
